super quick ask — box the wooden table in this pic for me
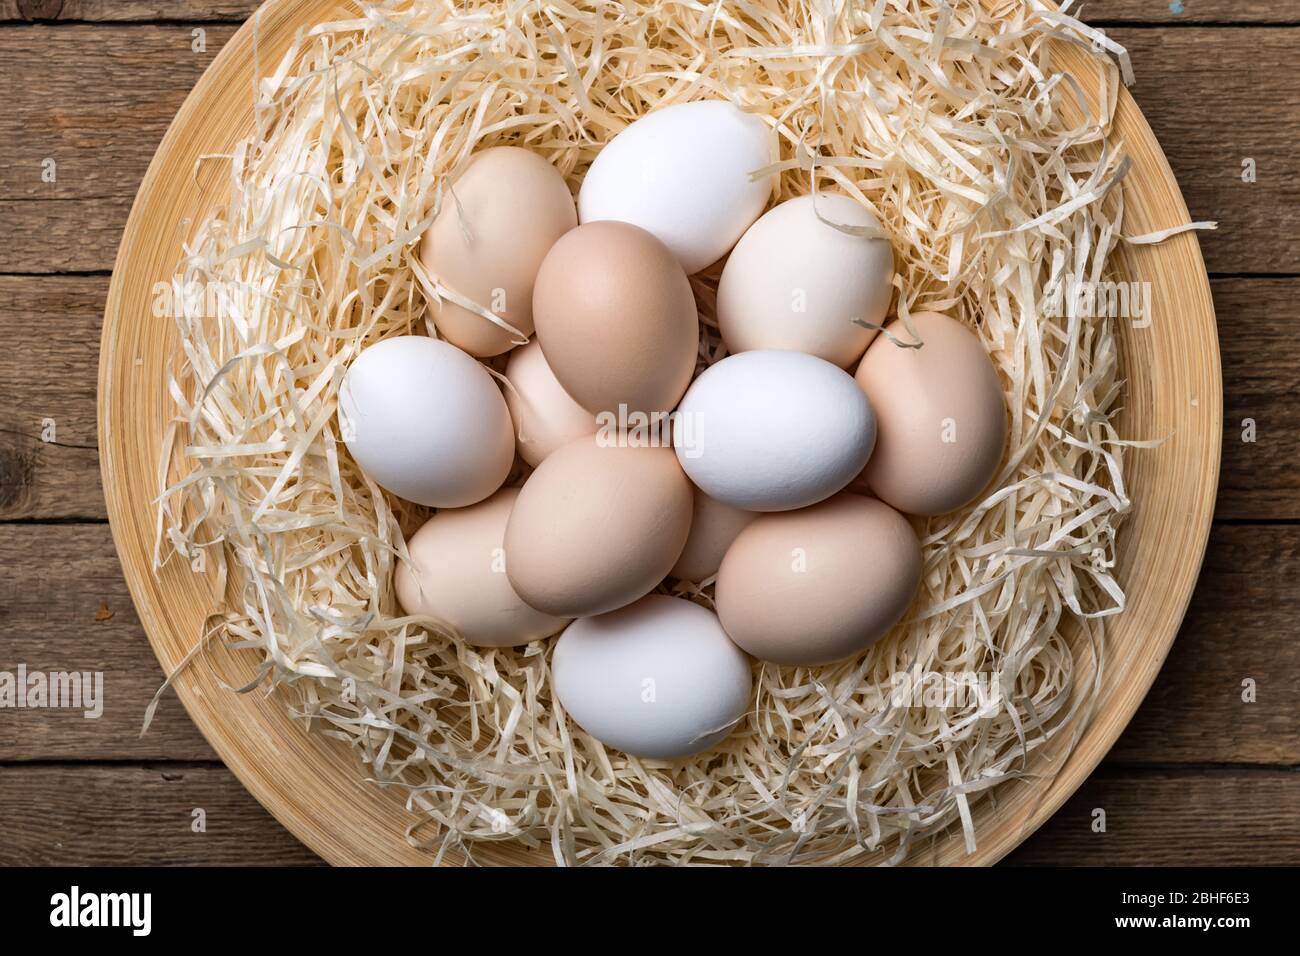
[1,0,1296,866]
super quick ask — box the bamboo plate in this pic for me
[99,0,1221,866]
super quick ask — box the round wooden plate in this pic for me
[99,0,1221,866]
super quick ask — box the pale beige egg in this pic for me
[503,339,598,467]
[670,488,756,582]
[715,494,921,666]
[532,220,699,416]
[504,436,693,618]
[420,146,577,357]
[854,311,1008,516]
[395,488,570,647]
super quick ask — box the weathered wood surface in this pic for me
[0,25,1297,273]
[1,521,1296,764]
[0,1,1295,866]
[1005,768,1300,866]
[0,762,1292,865]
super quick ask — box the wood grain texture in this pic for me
[0,0,263,20]
[1004,768,1300,866]
[4,522,1292,765]
[2,763,1292,865]
[0,25,1296,275]
[0,764,320,865]
[3,276,1290,522]
[0,524,215,761]
[0,276,104,520]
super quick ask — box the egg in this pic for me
[504,436,693,617]
[670,489,756,582]
[854,311,1007,516]
[674,350,876,512]
[577,100,776,273]
[395,488,569,647]
[552,595,752,759]
[716,494,921,666]
[503,339,598,467]
[533,220,698,416]
[420,146,577,357]
[338,336,514,507]
[717,192,894,368]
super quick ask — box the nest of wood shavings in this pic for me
[154,0,1149,865]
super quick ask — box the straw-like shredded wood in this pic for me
[154,0,1168,865]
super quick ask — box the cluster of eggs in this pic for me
[339,101,1008,761]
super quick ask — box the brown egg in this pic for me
[670,488,756,582]
[420,147,577,357]
[532,220,699,416]
[854,311,1007,516]
[503,339,598,467]
[505,435,693,617]
[715,494,921,666]
[395,488,570,647]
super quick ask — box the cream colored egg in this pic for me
[717,193,894,368]
[421,146,577,357]
[670,489,756,582]
[504,436,693,618]
[395,488,570,647]
[532,220,699,416]
[715,494,921,666]
[503,339,598,467]
[854,311,1008,516]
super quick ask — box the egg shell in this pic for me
[717,192,894,368]
[503,339,598,467]
[854,311,1008,516]
[552,594,752,759]
[504,436,693,618]
[674,350,876,512]
[339,336,514,507]
[395,488,570,647]
[577,100,775,274]
[670,489,756,582]
[716,494,921,666]
[533,220,699,416]
[421,146,577,357]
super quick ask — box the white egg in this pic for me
[339,335,514,507]
[552,595,752,760]
[717,192,894,368]
[675,350,876,512]
[578,100,775,274]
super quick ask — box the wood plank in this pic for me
[1,521,1296,764]
[0,762,1291,865]
[1113,27,1300,274]
[0,25,1295,275]
[1,0,1296,25]
[1005,768,1300,865]
[1109,518,1300,764]
[0,1,260,19]
[3,275,1291,522]
[0,763,321,865]
[0,24,234,274]
[0,276,105,520]
[0,524,215,761]
[1209,278,1300,521]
